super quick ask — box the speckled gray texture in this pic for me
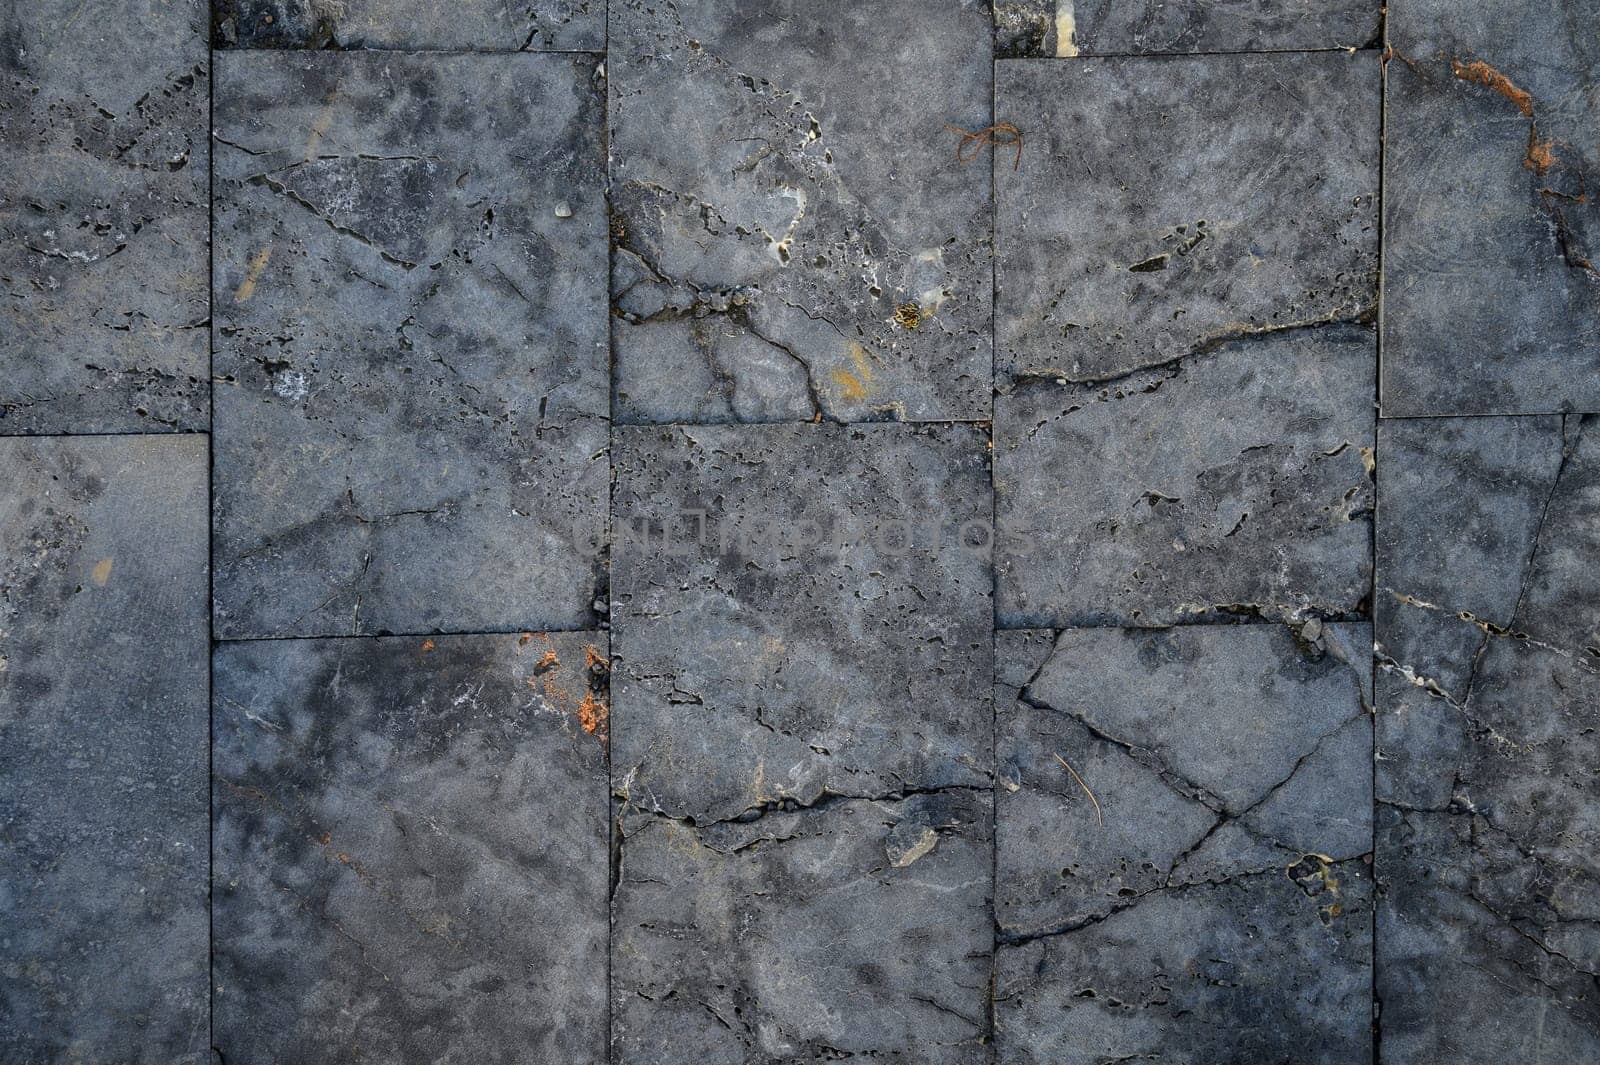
[994,0,1381,57]
[611,423,993,825]
[213,631,610,1065]
[1382,1,1600,415]
[613,788,992,1063]
[212,50,609,639]
[609,0,993,424]
[995,52,1379,385]
[1375,415,1600,1059]
[995,624,1373,1063]
[994,323,1375,628]
[0,436,208,1063]
[213,0,605,51]
[0,0,208,434]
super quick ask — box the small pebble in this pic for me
[554,202,573,218]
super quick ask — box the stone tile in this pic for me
[0,1,208,434]
[612,789,992,1063]
[1375,416,1600,1059]
[994,324,1375,628]
[0,436,208,1061]
[611,423,993,825]
[213,0,605,51]
[1382,3,1600,416]
[994,624,1373,1064]
[212,51,609,639]
[608,0,993,424]
[213,631,610,1064]
[994,0,1380,57]
[995,53,1379,384]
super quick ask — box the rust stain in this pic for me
[1452,58,1534,116]
[235,246,273,302]
[830,340,875,402]
[1525,131,1559,175]
[518,632,535,649]
[584,644,609,671]
[535,649,561,673]
[577,691,609,737]
[90,558,113,586]
[420,639,435,652]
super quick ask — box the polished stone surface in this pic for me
[213,631,610,1064]
[0,436,208,1062]
[995,324,1375,628]
[994,625,1373,1063]
[1382,1,1600,415]
[995,0,1380,57]
[213,0,604,50]
[212,51,609,639]
[609,0,993,423]
[1376,415,1600,1060]
[0,0,209,434]
[995,52,1379,385]
[611,423,993,825]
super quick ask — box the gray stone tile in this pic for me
[213,631,610,1065]
[0,436,208,1062]
[995,53,1379,385]
[212,51,609,639]
[0,1,208,434]
[608,0,993,424]
[1376,415,1600,1059]
[994,324,1375,628]
[214,0,605,50]
[994,624,1373,1064]
[612,789,992,1063]
[611,423,993,825]
[1382,2,1600,416]
[994,0,1381,57]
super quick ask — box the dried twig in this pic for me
[1055,753,1103,827]
[944,122,1023,171]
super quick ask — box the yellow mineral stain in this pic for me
[235,246,273,302]
[1055,1,1079,57]
[90,558,113,586]
[303,91,338,160]
[830,340,876,402]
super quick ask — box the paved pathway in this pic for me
[2,2,1597,1062]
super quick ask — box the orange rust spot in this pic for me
[578,691,609,737]
[1525,132,1559,175]
[1452,58,1534,116]
[535,649,561,673]
[420,638,435,652]
[584,644,609,671]
[518,632,534,648]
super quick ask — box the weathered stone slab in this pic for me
[994,624,1373,1064]
[0,1,208,433]
[0,436,208,1062]
[611,423,993,825]
[213,631,610,1064]
[994,0,1380,57]
[995,53,1379,384]
[1376,416,1600,1059]
[994,324,1375,628]
[212,51,609,638]
[214,0,605,51]
[613,789,992,1063]
[609,0,993,423]
[1382,3,1600,415]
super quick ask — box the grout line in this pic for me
[1376,409,1600,420]
[602,21,617,1061]
[206,24,217,1060]
[993,614,1372,633]
[1371,12,1389,1059]
[987,47,1001,1063]
[998,44,1385,62]
[213,625,602,645]
[0,429,210,439]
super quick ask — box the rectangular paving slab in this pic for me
[994,0,1381,57]
[611,423,993,825]
[213,0,605,50]
[213,631,610,1065]
[994,323,1375,628]
[212,51,609,639]
[1375,415,1600,1060]
[995,624,1373,1064]
[608,0,993,423]
[0,0,208,434]
[1382,2,1600,415]
[995,52,1379,385]
[613,789,992,1062]
[0,436,208,1062]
